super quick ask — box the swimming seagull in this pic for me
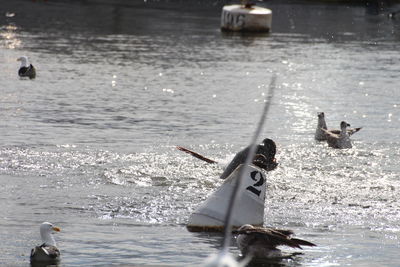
[17,56,36,79]
[315,112,362,141]
[30,222,61,263]
[322,121,353,149]
[234,224,316,258]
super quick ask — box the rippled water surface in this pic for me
[1,0,400,266]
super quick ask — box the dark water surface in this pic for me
[1,0,400,266]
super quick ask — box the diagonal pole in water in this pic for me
[221,74,277,252]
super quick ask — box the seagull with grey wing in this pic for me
[315,112,362,141]
[17,56,36,79]
[322,121,353,149]
[30,222,61,263]
[233,224,316,258]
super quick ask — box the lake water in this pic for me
[1,0,400,266]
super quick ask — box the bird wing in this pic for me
[330,127,361,136]
[34,244,60,259]
[290,238,317,247]
[27,64,36,79]
[176,146,217,164]
[18,66,29,76]
[236,227,316,249]
[31,245,60,262]
[237,228,302,249]
[321,128,339,139]
[347,127,362,136]
[328,129,340,135]
[44,246,60,258]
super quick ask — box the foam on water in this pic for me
[1,140,399,230]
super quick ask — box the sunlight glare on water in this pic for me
[0,0,400,266]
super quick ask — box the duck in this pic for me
[322,121,353,149]
[315,112,361,141]
[30,222,61,263]
[233,224,316,258]
[17,56,36,79]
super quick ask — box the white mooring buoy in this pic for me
[187,164,267,232]
[221,4,272,33]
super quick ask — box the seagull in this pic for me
[30,222,61,263]
[220,138,278,179]
[234,224,316,258]
[315,112,361,141]
[17,56,36,79]
[322,121,353,149]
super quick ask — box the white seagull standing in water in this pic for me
[315,112,362,141]
[17,56,36,79]
[234,224,316,258]
[30,222,61,263]
[322,121,353,149]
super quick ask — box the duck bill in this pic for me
[52,226,61,232]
